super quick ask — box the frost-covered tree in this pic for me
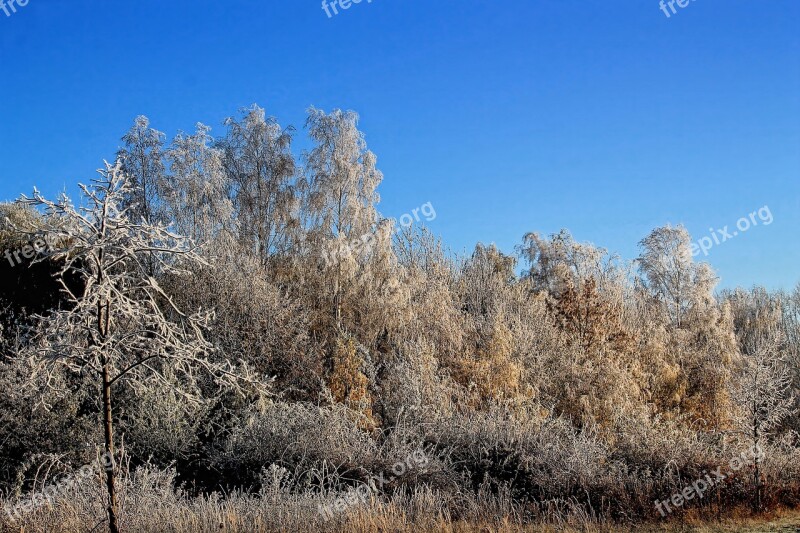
[117,116,167,225]
[303,107,382,330]
[781,284,800,432]
[519,230,631,353]
[451,244,526,403]
[637,225,716,327]
[519,232,639,429]
[165,123,233,244]
[731,330,794,511]
[392,224,464,375]
[726,286,800,434]
[16,162,264,533]
[519,230,618,297]
[217,105,299,268]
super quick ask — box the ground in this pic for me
[614,511,800,533]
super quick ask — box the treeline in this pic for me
[0,105,798,530]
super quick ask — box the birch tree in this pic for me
[164,123,233,244]
[637,225,716,327]
[217,105,299,268]
[303,107,382,330]
[16,161,264,533]
[117,116,167,225]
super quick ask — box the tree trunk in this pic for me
[102,362,121,533]
[754,451,762,512]
[753,403,762,513]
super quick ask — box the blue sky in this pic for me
[0,0,798,289]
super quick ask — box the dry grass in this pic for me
[2,464,797,533]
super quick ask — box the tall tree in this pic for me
[303,107,382,330]
[164,123,233,245]
[217,105,299,268]
[117,116,167,224]
[637,225,716,327]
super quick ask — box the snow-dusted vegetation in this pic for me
[0,107,798,532]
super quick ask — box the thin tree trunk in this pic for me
[753,399,761,513]
[102,362,120,533]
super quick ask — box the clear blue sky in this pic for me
[0,0,798,290]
